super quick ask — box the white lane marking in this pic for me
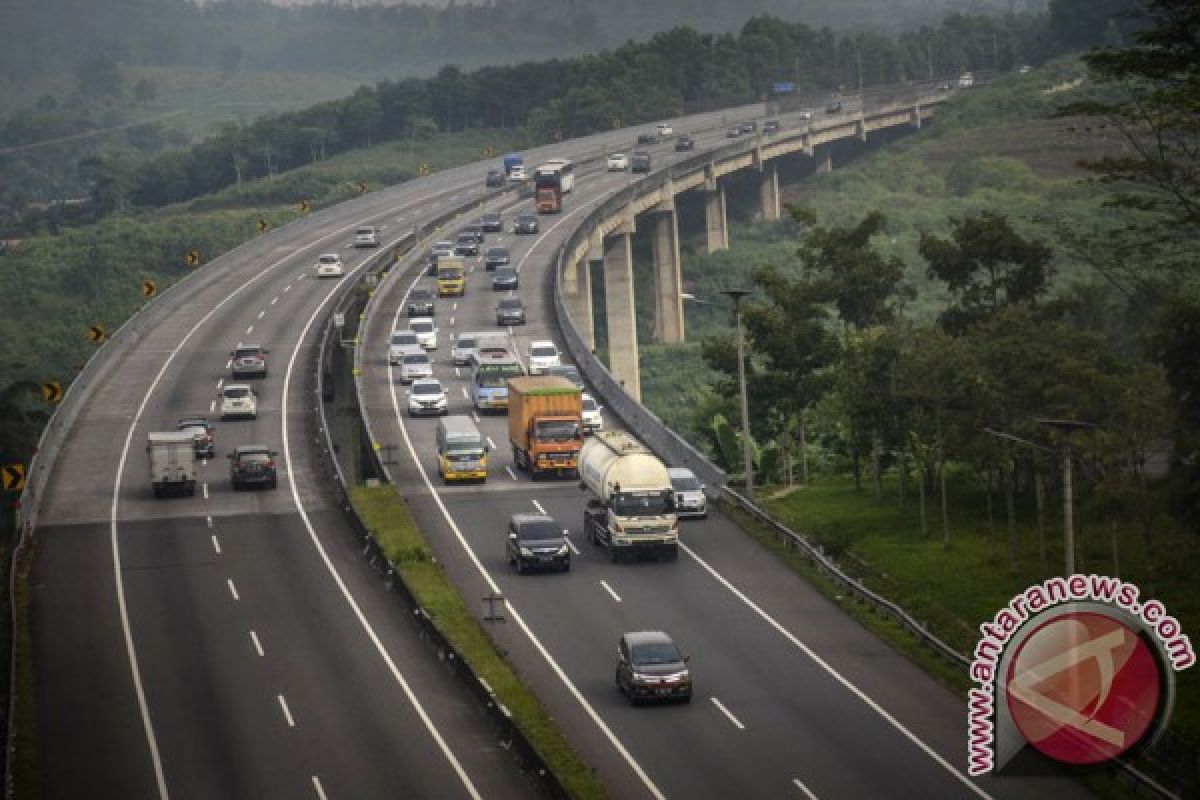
[271,296,279,305]
[245,325,254,334]
[284,284,291,292]
[250,630,265,657]
[210,534,220,553]
[385,334,665,800]
[449,316,455,327]
[486,436,497,451]
[227,579,240,601]
[600,580,622,604]
[460,387,469,400]
[454,367,461,379]
[225,359,233,369]
[681,542,992,799]
[452,302,458,312]
[277,695,295,727]
[471,412,480,424]
[531,499,546,514]
[282,275,483,800]
[504,466,517,480]
[312,776,328,800]
[565,537,580,556]
[257,310,265,319]
[206,516,213,529]
[216,378,224,390]
[202,483,209,500]
[711,697,745,730]
[209,400,216,412]
[793,778,819,799]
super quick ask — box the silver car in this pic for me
[667,467,707,519]
[399,351,433,384]
[388,330,421,366]
[452,333,479,366]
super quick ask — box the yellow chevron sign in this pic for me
[41,380,63,403]
[1,464,25,491]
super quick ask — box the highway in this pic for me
[356,112,1098,798]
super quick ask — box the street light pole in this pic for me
[723,289,754,500]
[1036,418,1096,576]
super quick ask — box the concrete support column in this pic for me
[603,231,641,402]
[562,252,594,350]
[856,115,868,142]
[758,162,780,221]
[704,185,728,253]
[651,211,685,344]
[815,148,833,174]
[911,102,923,129]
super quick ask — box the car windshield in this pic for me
[411,321,433,333]
[391,333,418,346]
[235,348,261,359]
[495,269,515,279]
[412,383,442,396]
[631,641,682,666]
[319,255,339,264]
[456,336,476,349]
[518,215,534,224]
[224,387,250,399]
[499,299,523,310]
[487,248,507,259]
[356,228,373,236]
[535,420,580,441]
[238,451,271,464]
[613,491,671,517]
[531,346,556,358]
[672,474,701,491]
[403,354,429,365]
[517,520,562,542]
[582,397,598,412]
[180,424,207,435]
[411,290,431,300]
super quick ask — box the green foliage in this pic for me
[711,413,740,472]
[945,156,1040,197]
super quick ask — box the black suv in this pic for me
[630,151,652,173]
[406,288,435,317]
[481,212,503,232]
[674,135,695,152]
[825,98,844,114]
[507,513,570,573]
[177,417,215,459]
[496,297,526,325]
[484,246,510,271]
[230,344,268,379]
[616,631,692,704]
[462,223,486,244]
[455,234,479,256]
[636,132,658,145]
[228,445,278,490]
[485,169,504,188]
[763,119,781,132]
[514,214,539,235]
[492,267,519,291]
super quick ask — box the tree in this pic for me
[76,55,124,101]
[133,78,158,106]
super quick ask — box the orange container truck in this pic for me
[507,375,584,479]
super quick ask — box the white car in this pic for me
[399,350,433,384]
[431,240,455,260]
[797,109,813,120]
[407,378,448,416]
[388,330,421,366]
[528,340,561,375]
[452,333,479,366]
[219,384,258,420]
[507,165,527,182]
[656,123,673,137]
[353,226,380,248]
[581,393,604,434]
[607,153,629,171]
[668,467,707,519]
[409,317,438,350]
[315,253,344,278]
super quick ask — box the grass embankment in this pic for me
[350,485,607,800]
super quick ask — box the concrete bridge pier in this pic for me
[603,216,641,402]
[650,207,685,344]
[815,147,833,174]
[562,231,597,350]
[758,162,780,221]
[704,177,729,253]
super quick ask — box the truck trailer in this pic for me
[147,430,198,497]
[578,430,679,561]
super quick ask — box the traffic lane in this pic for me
[33,522,161,800]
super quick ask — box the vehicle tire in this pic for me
[561,561,571,573]
[232,481,241,491]
[187,484,196,497]
[609,547,620,564]
[681,693,692,705]
[269,479,277,490]
[153,486,163,498]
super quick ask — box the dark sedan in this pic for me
[616,631,692,704]
[484,246,511,271]
[507,513,570,574]
[481,212,503,232]
[674,135,695,152]
[514,214,539,234]
[496,297,526,325]
[492,267,519,291]
[228,445,278,490]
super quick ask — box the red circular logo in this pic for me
[1005,611,1162,765]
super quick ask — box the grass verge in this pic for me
[350,485,607,800]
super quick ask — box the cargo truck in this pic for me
[503,153,524,177]
[436,255,466,297]
[578,431,679,561]
[147,430,198,497]
[508,376,584,479]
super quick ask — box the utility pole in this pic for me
[723,289,754,501]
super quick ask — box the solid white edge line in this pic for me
[793,777,819,800]
[384,286,666,799]
[709,696,745,730]
[530,499,546,514]
[311,775,328,800]
[277,694,295,727]
[210,534,220,554]
[565,537,580,556]
[504,466,517,481]
[599,580,622,604]
[680,542,992,799]
[202,483,209,500]
[250,630,265,657]
[227,580,239,601]
[283,270,483,800]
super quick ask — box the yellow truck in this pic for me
[507,375,583,479]
[436,255,466,297]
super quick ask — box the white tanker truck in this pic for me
[578,430,679,562]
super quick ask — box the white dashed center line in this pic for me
[208,400,216,412]
[201,483,209,500]
[249,630,265,657]
[487,436,497,451]
[504,466,517,480]
[711,697,745,730]
[245,325,254,335]
[210,535,220,554]
[531,499,546,514]
[257,310,265,319]
[600,580,622,603]
[277,695,295,727]
[312,776,328,800]
[206,516,213,529]
[271,296,279,305]
[461,387,469,400]
[227,579,240,601]
[793,778,820,799]
[284,284,291,292]
[216,378,224,390]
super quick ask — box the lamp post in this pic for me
[722,289,754,501]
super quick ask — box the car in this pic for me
[630,151,652,173]
[825,98,844,114]
[399,350,433,384]
[407,378,448,417]
[228,445,278,490]
[656,123,673,137]
[484,246,510,271]
[481,212,503,232]
[451,332,480,366]
[388,330,421,365]
[409,317,438,350]
[315,253,344,278]
[1017,64,1032,75]
[513,214,539,235]
[218,384,257,420]
[725,126,742,138]
[463,223,486,244]
[581,394,603,435]
[406,288,436,318]
[616,631,692,705]
[507,512,570,574]
[176,417,215,459]
[485,169,504,188]
[543,364,584,390]
[607,153,629,171]
[496,297,526,326]
[957,72,975,88]
[508,164,528,182]
[763,119,781,133]
[637,132,659,145]
[455,233,480,256]
[667,466,707,518]
[353,226,380,248]
[492,267,519,291]
[431,240,455,259]
[797,109,813,120]
[674,135,695,152]
[230,344,268,379]
[740,121,757,134]
[527,340,561,374]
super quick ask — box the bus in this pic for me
[472,353,526,412]
[533,158,575,213]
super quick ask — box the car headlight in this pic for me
[519,547,534,557]
[557,544,569,556]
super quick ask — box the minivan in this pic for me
[436,415,489,482]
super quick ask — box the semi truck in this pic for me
[147,430,198,497]
[503,153,524,177]
[436,255,466,297]
[578,430,679,561]
[507,376,583,479]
